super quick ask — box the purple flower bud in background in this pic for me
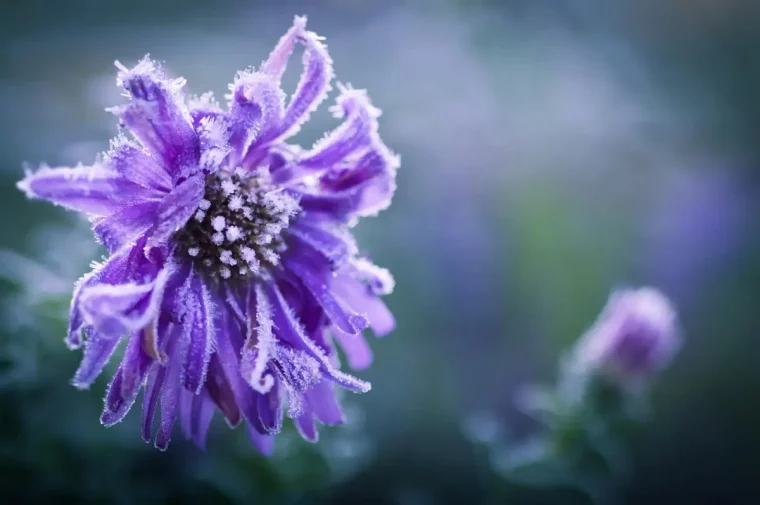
[16,15,398,453]
[571,288,680,383]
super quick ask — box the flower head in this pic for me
[571,288,680,384]
[17,16,398,452]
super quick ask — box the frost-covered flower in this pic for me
[17,16,398,452]
[571,288,680,383]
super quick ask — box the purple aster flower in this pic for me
[17,16,398,453]
[570,288,680,384]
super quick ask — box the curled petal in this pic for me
[240,284,276,394]
[68,243,150,347]
[111,57,199,180]
[17,164,157,216]
[188,91,223,127]
[146,174,205,248]
[277,27,333,140]
[104,134,172,191]
[80,262,174,338]
[261,15,308,80]
[228,71,284,164]
[297,86,381,170]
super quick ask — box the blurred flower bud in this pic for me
[571,288,680,383]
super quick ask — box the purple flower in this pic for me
[17,16,398,453]
[570,288,680,384]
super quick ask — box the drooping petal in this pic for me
[246,424,275,456]
[284,257,368,335]
[141,363,166,442]
[154,324,187,451]
[111,57,199,181]
[306,379,344,425]
[71,329,124,389]
[257,383,283,433]
[214,309,267,431]
[104,134,172,191]
[146,173,205,248]
[295,411,318,442]
[92,200,160,254]
[191,392,216,450]
[205,354,241,427]
[264,281,371,393]
[79,262,174,338]
[100,331,153,426]
[333,328,373,370]
[17,164,157,216]
[180,269,215,394]
[67,242,151,348]
[331,274,395,337]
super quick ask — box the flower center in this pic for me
[175,168,299,281]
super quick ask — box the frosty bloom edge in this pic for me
[17,15,399,453]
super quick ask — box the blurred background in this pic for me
[1,0,760,503]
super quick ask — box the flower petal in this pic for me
[295,411,318,442]
[180,269,215,394]
[306,379,344,425]
[264,281,371,393]
[100,331,153,426]
[228,71,284,165]
[286,221,357,268]
[154,325,186,451]
[271,20,334,141]
[284,257,368,335]
[333,328,373,370]
[141,363,165,442]
[296,86,380,170]
[214,309,267,431]
[111,57,199,181]
[331,274,395,337]
[257,383,283,433]
[191,392,216,450]
[205,354,241,427]
[104,134,172,191]
[80,262,174,338]
[146,174,205,248]
[92,200,160,254]
[246,424,275,456]
[71,329,124,389]
[17,164,157,216]
[240,286,276,394]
